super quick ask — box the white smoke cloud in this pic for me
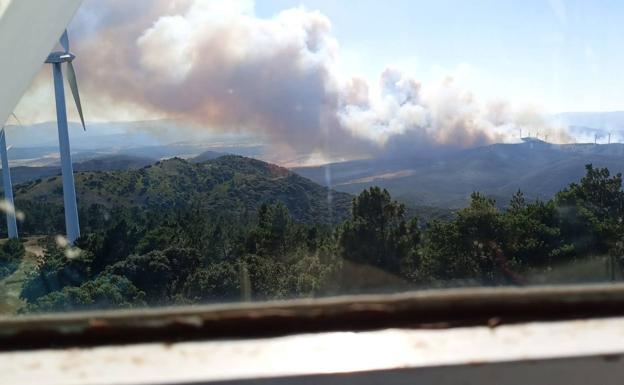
[16,0,571,163]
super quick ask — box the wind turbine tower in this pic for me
[0,128,17,239]
[45,31,86,244]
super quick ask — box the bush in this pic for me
[182,262,241,303]
[0,239,25,280]
[23,274,145,313]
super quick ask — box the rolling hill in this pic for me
[14,156,353,224]
[294,140,624,208]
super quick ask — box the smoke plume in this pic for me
[20,0,571,162]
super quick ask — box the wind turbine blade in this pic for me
[66,61,86,131]
[60,30,70,53]
[0,0,84,130]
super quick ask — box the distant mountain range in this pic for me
[2,120,261,149]
[3,155,156,185]
[1,150,233,185]
[2,120,264,167]
[295,140,624,208]
[5,139,621,225]
[5,142,263,168]
[4,114,624,214]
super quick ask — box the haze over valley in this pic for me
[3,111,624,212]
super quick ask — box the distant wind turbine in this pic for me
[45,30,86,244]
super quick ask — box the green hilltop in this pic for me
[14,155,352,227]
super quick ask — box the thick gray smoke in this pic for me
[23,0,571,162]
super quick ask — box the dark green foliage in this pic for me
[21,239,94,303]
[183,262,241,303]
[555,165,624,256]
[339,187,420,275]
[420,191,574,286]
[0,239,25,280]
[24,274,145,313]
[247,203,298,257]
[13,201,64,236]
[502,192,572,267]
[420,193,516,285]
[15,163,624,313]
[21,210,147,305]
[85,219,143,274]
[105,247,202,304]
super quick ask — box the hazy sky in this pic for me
[257,0,623,112]
[10,0,624,160]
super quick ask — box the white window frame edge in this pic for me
[2,316,624,385]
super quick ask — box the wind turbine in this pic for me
[45,30,86,244]
[0,116,18,239]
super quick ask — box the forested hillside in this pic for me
[10,156,352,236]
[7,160,623,314]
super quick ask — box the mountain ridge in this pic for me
[14,155,353,224]
[295,141,624,208]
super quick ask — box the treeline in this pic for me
[19,164,624,313]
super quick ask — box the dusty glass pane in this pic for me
[0,0,623,315]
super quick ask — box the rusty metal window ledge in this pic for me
[2,284,624,384]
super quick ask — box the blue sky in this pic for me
[257,0,624,112]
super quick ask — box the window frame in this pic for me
[2,283,624,351]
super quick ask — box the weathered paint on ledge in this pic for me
[2,317,624,385]
[3,283,624,350]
